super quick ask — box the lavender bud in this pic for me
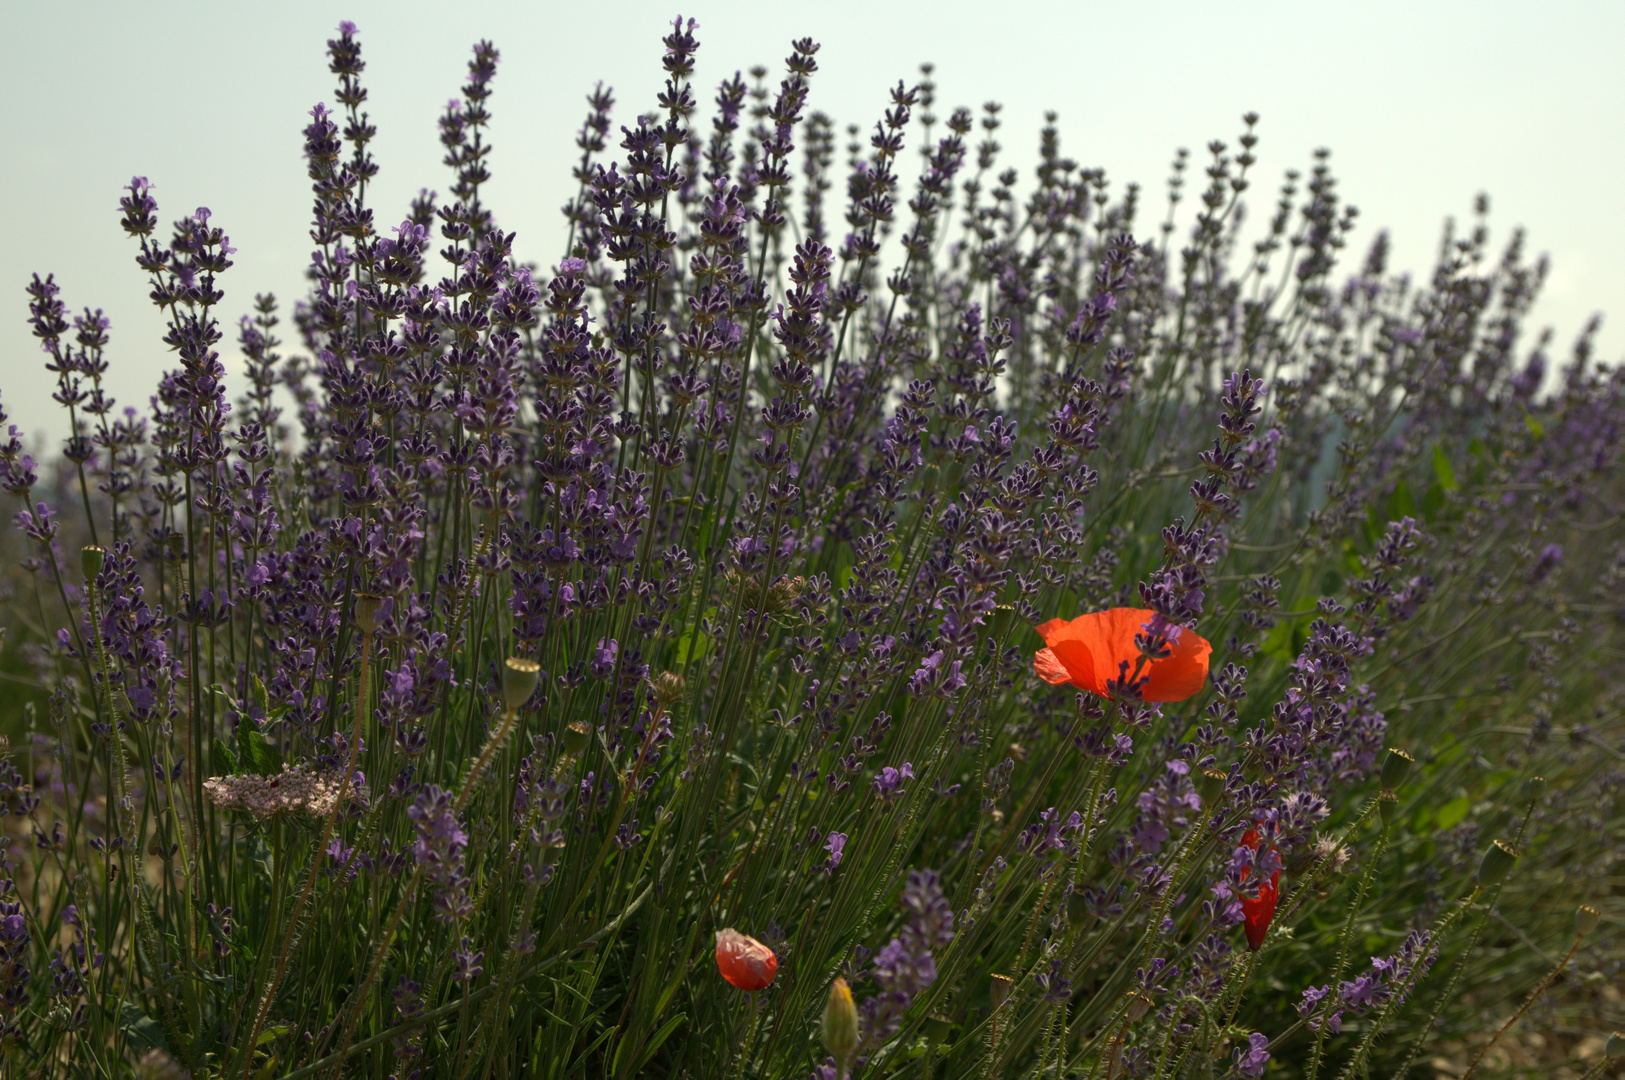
[1379,747,1413,792]
[80,545,105,582]
[1477,840,1519,886]
[1575,904,1600,936]
[563,721,592,757]
[502,658,541,712]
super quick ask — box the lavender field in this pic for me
[0,16,1621,1079]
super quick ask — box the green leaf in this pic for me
[236,726,283,777]
[1524,412,1545,438]
[118,1001,167,1052]
[1436,795,1470,831]
[673,628,710,667]
[1386,480,1417,522]
[627,1013,686,1076]
[1431,445,1459,492]
[212,738,238,776]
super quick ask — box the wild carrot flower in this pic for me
[715,927,776,989]
[1033,608,1210,702]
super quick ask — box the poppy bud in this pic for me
[715,928,776,990]
[1377,789,1400,826]
[1379,747,1413,791]
[355,593,384,634]
[1200,767,1227,807]
[1066,887,1089,925]
[821,977,859,1063]
[1608,1032,1625,1058]
[165,533,185,562]
[1523,775,1548,801]
[81,545,106,582]
[1477,840,1519,886]
[651,670,685,706]
[1575,904,1600,937]
[989,973,1014,1010]
[501,657,541,712]
[563,721,592,757]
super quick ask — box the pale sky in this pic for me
[3,0,1620,447]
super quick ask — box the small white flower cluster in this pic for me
[202,765,364,818]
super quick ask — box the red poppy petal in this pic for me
[1048,638,1105,696]
[1033,647,1073,685]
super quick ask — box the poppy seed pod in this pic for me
[1125,992,1154,1022]
[924,1013,952,1046]
[1478,840,1520,885]
[81,545,106,582]
[821,977,859,1063]
[1608,1032,1625,1058]
[1523,775,1548,801]
[563,721,592,757]
[1200,767,1227,807]
[1379,747,1414,791]
[1575,904,1600,937]
[989,973,1015,1010]
[355,593,384,634]
[501,658,541,712]
[1378,789,1400,826]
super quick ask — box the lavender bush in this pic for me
[1,17,1620,1078]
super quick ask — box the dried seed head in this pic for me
[563,721,592,757]
[821,977,859,1062]
[1607,1032,1625,1058]
[1199,767,1227,807]
[1125,992,1154,1022]
[81,545,106,582]
[1379,747,1413,791]
[924,1013,953,1046]
[989,973,1015,1010]
[1477,839,1519,886]
[1575,904,1600,937]
[1523,775,1548,801]
[501,657,541,711]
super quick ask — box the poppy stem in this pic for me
[1305,816,1392,1080]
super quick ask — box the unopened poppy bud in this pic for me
[1575,904,1600,936]
[715,928,776,990]
[1200,767,1226,807]
[81,545,106,582]
[1066,888,1089,925]
[1523,775,1548,801]
[821,977,859,1063]
[1608,1032,1625,1058]
[1478,839,1519,885]
[924,1013,952,1047]
[1378,789,1400,826]
[355,593,384,634]
[1379,747,1413,791]
[563,721,592,757]
[501,658,541,711]
[651,670,685,706]
[989,973,1014,1010]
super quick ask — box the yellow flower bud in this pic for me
[821,977,859,1064]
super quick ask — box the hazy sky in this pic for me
[3,0,1620,447]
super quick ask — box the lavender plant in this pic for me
[1,16,1620,1079]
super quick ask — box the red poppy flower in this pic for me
[1238,828,1280,952]
[1032,608,1211,702]
[715,928,777,990]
